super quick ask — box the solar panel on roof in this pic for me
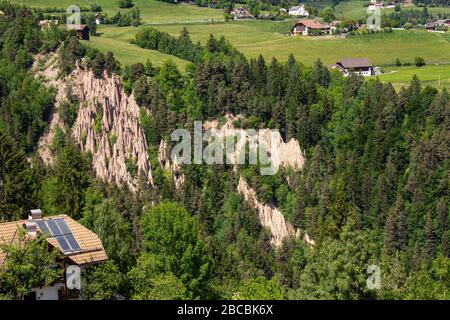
[46,220,62,236]
[55,236,71,253]
[36,221,50,235]
[54,218,71,235]
[66,234,81,251]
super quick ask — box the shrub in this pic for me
[118,0,134,8]
[414,57,426,67]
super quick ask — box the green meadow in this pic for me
[9,0,224,23]
[8,0,450,88]
[89,23,450,88]
[374,63,450,89]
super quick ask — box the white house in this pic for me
[330,58,375,77]
[289,5,309,17]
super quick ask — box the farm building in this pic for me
[39,19,59,29]
[0,209,107,300]
[95,12,104,25]
[426,19,450,30]
[71,24,90,40]
[231,7,254,20]
[330,58,375,77]
[288,5,309,17]
[387,2,396,8]
[291,19,332,36]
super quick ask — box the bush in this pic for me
[404,23,413,30]
[118,0,134,8]
[90,4,102,12]
[414,57,426,67]
[395,58,402,66]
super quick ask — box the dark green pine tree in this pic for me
[436,198,449,257]
[311,59,331,88]
[384,197,407,253]
[0,131,34,221]
[267,58,286,97]
[411,241,422,271]
[206,33,218,53]
[53,138,91,219]
[424,212,436,261]
[92,52,106,78]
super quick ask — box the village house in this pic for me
[231,7,254,20]
[369,0,385,10]
[71,24,90,40]
[0,209,107,300]
[291,19,332,36]
[39,19,59,29]
[425,19,449,31]
[436,19,450,27]
[95,12,104,25]
[387,2,396,8]
[288,5,309,17]
[330,58,375,77]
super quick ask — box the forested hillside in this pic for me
[0,1,448,300]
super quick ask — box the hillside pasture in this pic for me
[8,0,224,23]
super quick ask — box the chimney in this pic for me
[29,209,43,220]
[24,221,38,238]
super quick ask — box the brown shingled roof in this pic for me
[337,58,373,69]
[295,19,330,29]
[0,215,107,266]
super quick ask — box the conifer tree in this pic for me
[424,212,436,261]
[0,131,34,221]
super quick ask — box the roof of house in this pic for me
[289,5,305,10]
[295,19,330,29]
[0,215,107,266]
[72,24,89,31]
[337,58,373,69]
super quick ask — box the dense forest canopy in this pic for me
[0,1,448,300]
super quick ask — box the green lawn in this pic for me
[9,0,224,23]
[315,0,450,20]
[84,26,190,69]
[153,23,450,66]
[374,63,450,89]
[91,23,450,88]
[9,1,450,87]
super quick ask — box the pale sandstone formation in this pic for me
[237,176,314,247]
[237,176,296,247]
[35,54,153,191]
[203,114,306,170]
[35,53,67,166]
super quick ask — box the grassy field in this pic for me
[310,0,450,20]
[91,22,450,88]
[374,63,450,89]
[83,26,190,69]
[9,0,450,88]
[9,0,224,23]
[152,22,450,65]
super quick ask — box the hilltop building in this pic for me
[291,19,332,36]
[330,58,375,77]
[69,24,90,40]
[231,7,254,20]
[288,5,309,17]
